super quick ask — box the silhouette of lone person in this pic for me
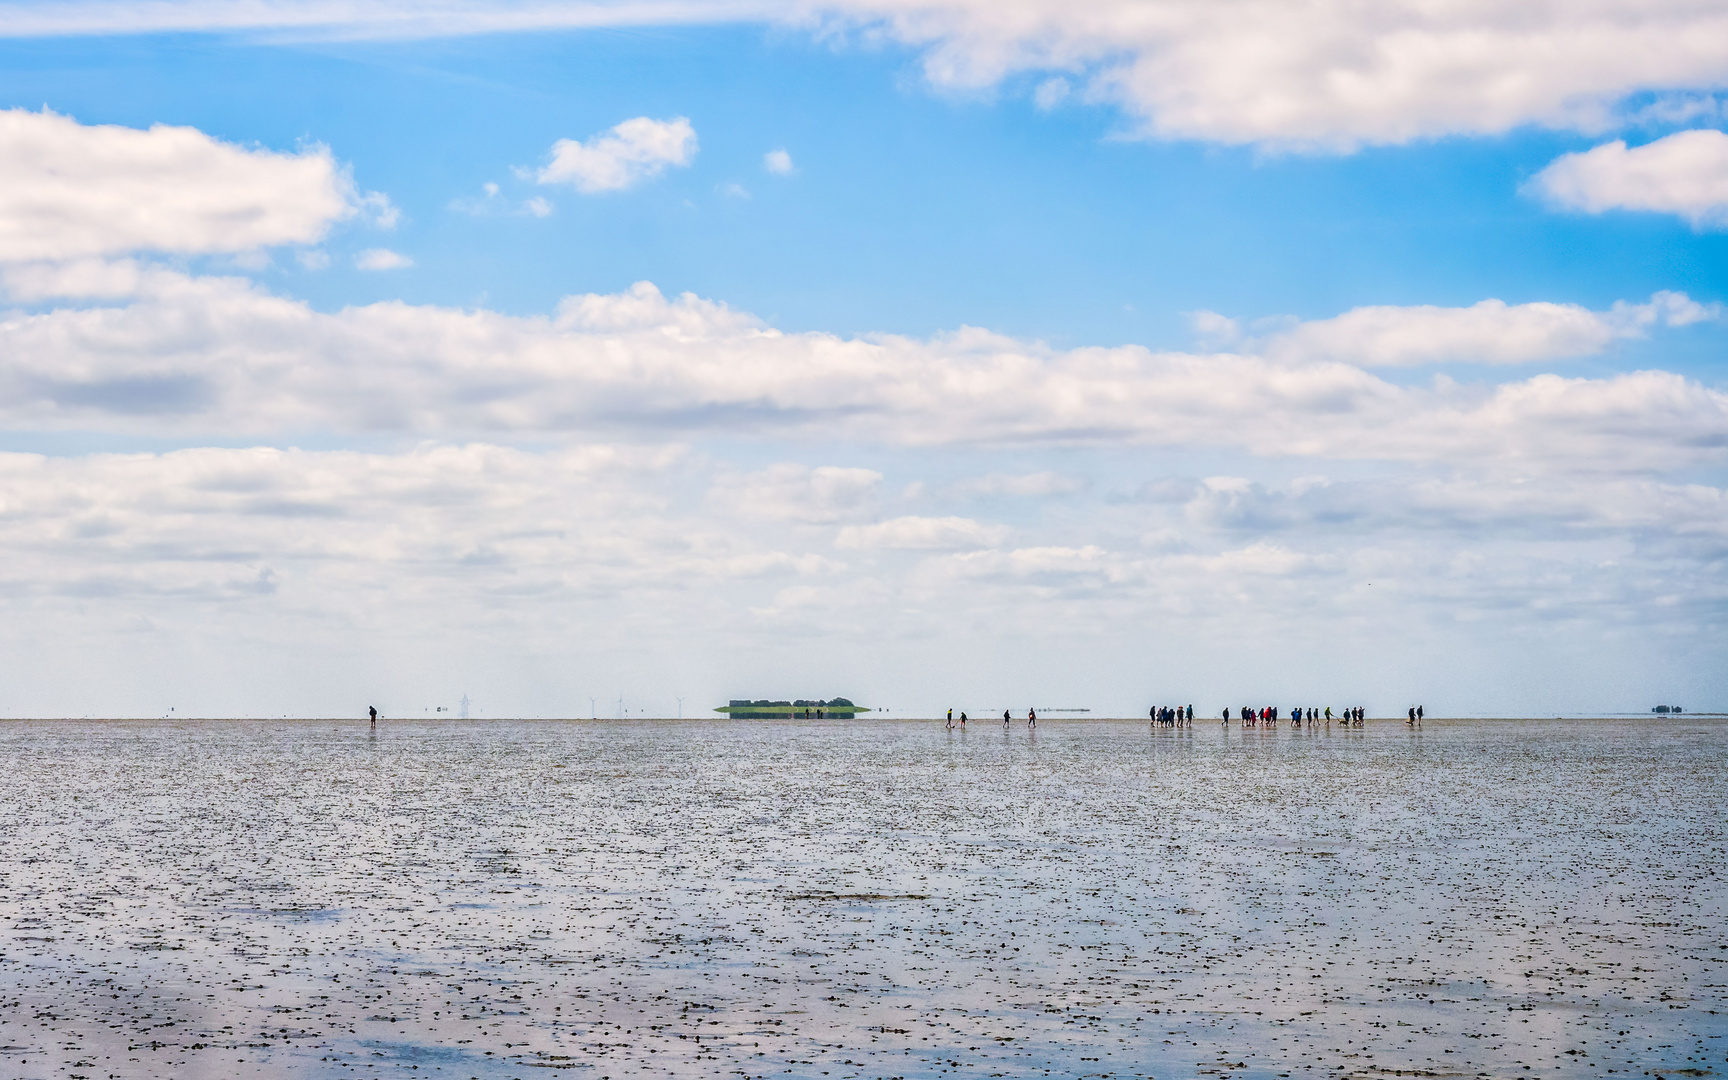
[369,706,377,724]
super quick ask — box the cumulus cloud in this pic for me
[1258,293,1718,367]
[711,463,883,524]
[817,0,1728,148]
[763,148,794,175]
[354,247,413,271]
[536,116,697,193]
[1,274,1724,472]
[9,3,1728,149]
[836,515,1009,550]
[0,108,389,262]
[0,257,150,301]
[1529,129,1728,227]
[954,471,1084,497]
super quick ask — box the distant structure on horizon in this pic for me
[1653,705,1684,713]
[715,698,867,719]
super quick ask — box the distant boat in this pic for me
[715,697,867,719]
[1652,705,1684,713]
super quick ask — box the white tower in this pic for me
[459,693,470,720]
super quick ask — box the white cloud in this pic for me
[354,248,413,271]
[452,182,555,218]
[1268,300,1603,367]
[0,440,1719,715]
[931,543,1112,581]
[3,3,1727,148]
[815,0,1728,149]
[954,471,1084,497]
[712,464,883,524]
[1529,129,1728,227]
[448,182,502,215]
[1623,93,1725,128]
[1257,292,1718,367]
[1032,76,1070,111]
[1609,289,1718,330]
[357,190,399,229]
[835,515,1009,550]
[0,257,148,301]
[536,116,697,193]
[0,108,387,262]
[0,441,732,616]
[0,4,1721,147]
[1,274,1724,473]
[764,148,794,175]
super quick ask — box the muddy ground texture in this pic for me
[1,716,1723,1080]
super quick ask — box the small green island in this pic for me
[715,698,868,719]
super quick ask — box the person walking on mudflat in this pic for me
[1028,708,1036,729]
[369,705,377,725]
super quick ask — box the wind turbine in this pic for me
[676,696,684,719]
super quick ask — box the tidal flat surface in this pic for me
[0,716,1724,1080]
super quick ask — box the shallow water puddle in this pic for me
[0,716,1724,1079]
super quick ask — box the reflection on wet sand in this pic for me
[0,716,1723,1079]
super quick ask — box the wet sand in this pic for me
[1,716,1723,1079]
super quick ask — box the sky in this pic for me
[0,0,1725,719]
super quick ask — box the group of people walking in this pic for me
[942,704,1426,728]
[1151,705,1192,726]
[1229,705,1367,727]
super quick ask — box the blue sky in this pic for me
[0,2,1724,717]
[9,27,1724,347]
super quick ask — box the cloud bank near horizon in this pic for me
[0,440,1719,718]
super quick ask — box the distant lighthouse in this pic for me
[460,694,470,720]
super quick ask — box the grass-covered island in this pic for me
[715,698,868,719]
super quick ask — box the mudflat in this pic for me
[0,716,1721,1079]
